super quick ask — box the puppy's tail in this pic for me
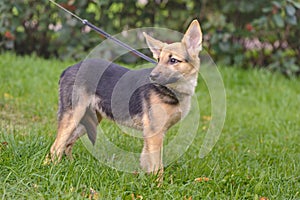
[80,108,98,145]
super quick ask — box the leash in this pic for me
[49,0,157,64]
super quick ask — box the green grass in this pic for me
[0,53,299,199]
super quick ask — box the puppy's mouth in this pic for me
[149,75,179,85]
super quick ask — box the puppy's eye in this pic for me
[157,57,160,62]
[169,57,181,64]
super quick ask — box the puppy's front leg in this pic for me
[140,130,164,176]
[140,101,171,183]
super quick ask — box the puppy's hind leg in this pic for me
[50,105,86,162]
[64,110,102,159]
[64,125,86,160]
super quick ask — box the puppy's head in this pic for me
[144,20,202,85]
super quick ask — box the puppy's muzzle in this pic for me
[149,72,160,82]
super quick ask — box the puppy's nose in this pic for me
[149,72,159,81]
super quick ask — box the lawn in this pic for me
[0,53,299,199]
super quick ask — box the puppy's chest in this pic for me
[178,96,192,118]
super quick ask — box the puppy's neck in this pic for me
[167,73,198,100]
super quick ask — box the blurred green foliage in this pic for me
[0,0,299,76]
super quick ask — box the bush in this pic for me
[0,0,299,76]
[0,0,98,60]
[202,0,300,76]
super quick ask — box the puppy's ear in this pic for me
[182,20,202,57]
[143,32,165,60]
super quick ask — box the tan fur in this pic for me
[140,92,182,172]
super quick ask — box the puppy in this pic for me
[50,20,202,176]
